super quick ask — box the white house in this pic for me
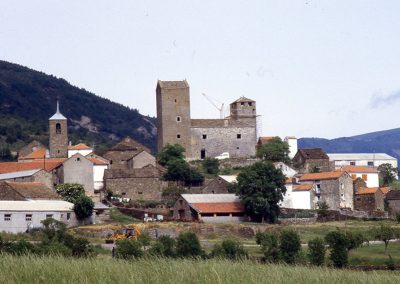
[274,162,298,178]
[85,155,109,191]
[328,153,398,169]
[340,166,380,188]
[68,143,93,158]
[284,136,298,159]
[281,178,295,208]
[291,184,317,209]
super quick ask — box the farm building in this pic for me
[173,194,246,223]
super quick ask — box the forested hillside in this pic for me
[0,60,156,160]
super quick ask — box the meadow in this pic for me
[0,255,400,284]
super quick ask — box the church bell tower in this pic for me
[49,101,68,158]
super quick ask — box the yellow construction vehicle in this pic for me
[105,224,141,244]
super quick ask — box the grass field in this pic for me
[1,255,400,284]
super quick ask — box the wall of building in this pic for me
[292,191,315,209]
[350,173,379,188]
[93,165,108,190]
[49,120,68,158]
[105,177,166,201]
[128,151,156,169]
[104,150,138,170]
[201,215,246,223]
[68,149,92,158]
[318,174,353,210]
[61,155,94,194]
[332,159,398,169]
[202,177,230,194]
[190,126,256,160]
[172,197,197,221]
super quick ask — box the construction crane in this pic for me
[202,93,225,119]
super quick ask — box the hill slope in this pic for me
[299,128,400,161]
[0,60,156,158]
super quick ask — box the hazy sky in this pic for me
[1,1,400,139]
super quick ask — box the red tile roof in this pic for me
[293,184,314,191]
[299,171,345,181]
[21,148,47,160]
[0,160,64,174]
[87,158,109,165]
[68,143,92,150]
[356,187,379,195]
[340,166,379,173]
[381,187,391,194]
[285,178,296,184]
[191,202,245,213]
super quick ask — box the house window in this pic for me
[367,161,374,166]
[350,161,356,166]
[177,134,181,139]
[241,102,244,106]
[176,116,181,122]
[138,192,143,195]
[174,99,177,103]
[67,213,71,220]
[201,149,206,159]
[4,214,11,221]
[362,174,368,181]
[237,134,242,139]
[351,174,356,180]
[56,123,61,134]
[46,214,53,219]
[236,147,240,150]
[248,102,252,106]
[356,197,361,201]
[25,214,32,221]
[202,134,207,139]
[76,157,81,162]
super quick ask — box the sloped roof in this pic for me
[327,153,396,161]
[0,169,41,180]
[232,96,255,103]
[49,101,67,120]
[87,158,109,165]
[0,200,73,211]
[182,194,240,203]
[191,202,245,213]
[68,143,92,150]
[108,137,151,153]
[386,190,400,200]
[258,136,277,145]
[297,148,329,160]
[6,182,61,200]
[293,184,314,191]
[381,187,391,194]
[219,175,238,183]
[157,80,189,89]
[356,187,379,195]
[20,148,48,160]
[0,160,64,174]
[299,171,346,181]
[190,119,252,128]
[340,166,379,173]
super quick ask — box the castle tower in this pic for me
[230,97,257,120]
[156,80,191,157]
[49,101,68,158]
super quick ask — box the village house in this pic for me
[298,171,354,210]
[385,189,400,217]
[340,166,380,188]
[293,148,331,174]
[354,187,389,212]
[0,181,79,233]
[67,143,93,158]
[0,169,54,189]
[291,184,317,210]
[202,175,237,194]
[328,153,398,169]
[173,194,246,222]
[17,140,46,160]
[274,162,298,178]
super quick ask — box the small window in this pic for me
[356,197,361,201]
[57,150,60,154]
[177,134,181,139]
[138,192,143,195]
[176,116,181,122]
[202,134,207,139]
[350,161,356,166]
[4,214,11,221]
[367,161,374,166]
[25,214,32,221]
[46,214,53,219]
[241,102,244,106]
[76,157,81,162]
[122,192,126,196]
[237,134,242,139]
[67,213,71,220]
[61,214,64,219]
[56,123,61,134]
[248,102,252,106]
[236,147,240,150]
[174,99,177,103]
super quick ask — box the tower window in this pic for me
[176,116,181,122]
[241,102,244,106]
[237,134,242,139]
[248,102,252,106]
[202,134,207,139]
[56,123,61,134]
[177,134,181,139]
[174,99,177,103]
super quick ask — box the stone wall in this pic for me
[49,119,68,158]
[128,151,156,169]
[104,150,138,170]
[105,177,166,201]
[172,197,197,221]
[319,174,353,210]
[202,177,230,194]
[61,154,94,194]
[190,126,256,160]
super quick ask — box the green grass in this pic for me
[350,242,400,266]
[1,255,400,284]
[109,208,140,224]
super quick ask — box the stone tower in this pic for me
[230,97,257,121]
[49,101,68,158]
[156,80,191,157]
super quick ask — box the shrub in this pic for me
[74,195,94,220]
[386,255,396,271]
[56,183,85,203]
[308,238,326,266]
[162,186,187,207]
[279,230,301,264]
[202,158,219,175]
[317,201,329,218]
[325,231,349,268]
[116,239,143,260]
[149,236,176,257]
[255,232,280,263]
[396,213,400,224]
[211,239,247,260]
[137,231,151,249]
[176,232,203,258]
[63,234,95,258]
[37,242,72,257]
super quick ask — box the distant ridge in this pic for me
[0,60,156,158]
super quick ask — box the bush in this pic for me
[211,239,247,260]
[202,158,219,175]
[56,183,85,203]
[317,201,329,218]
[137,231,151,249]
[255,232,280,263]
[36,242,72,257]
[308,238,326,266]
[279,230,301,264]
[386,255,396,271]
[325,231,349,268]
[63,234,95,257]
[396,213,400,224]
[176,232,203,258]
[0,239,35,256]
[74,195,94,220]
[149,236,176,257]
[116,239,143,260]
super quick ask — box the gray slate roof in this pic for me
[158,80,189,89]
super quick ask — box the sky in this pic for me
[1,1,400,139]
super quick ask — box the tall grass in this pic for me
[0,255,399,284]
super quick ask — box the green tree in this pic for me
[373,224,399,254]
[0,146,13,161]
[149,235,176,257]
[56,183,85,203]
[163,159,204,186]
[158,144,185,166]
[202,158,220,175]
[378,163,398,186]
[237,161,286,223]
[115,239,143,260]
[211,239,247,260]
[325,231,350,268]
[73,195,94,220]
[279,230,301,264]
[176,232,203,258]
[256,137,290,163]
[317,201,329,218]
[137,231,152,250]
[255,231,280,263]
[308,238,326,266]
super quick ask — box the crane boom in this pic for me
[202,93,225,119]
